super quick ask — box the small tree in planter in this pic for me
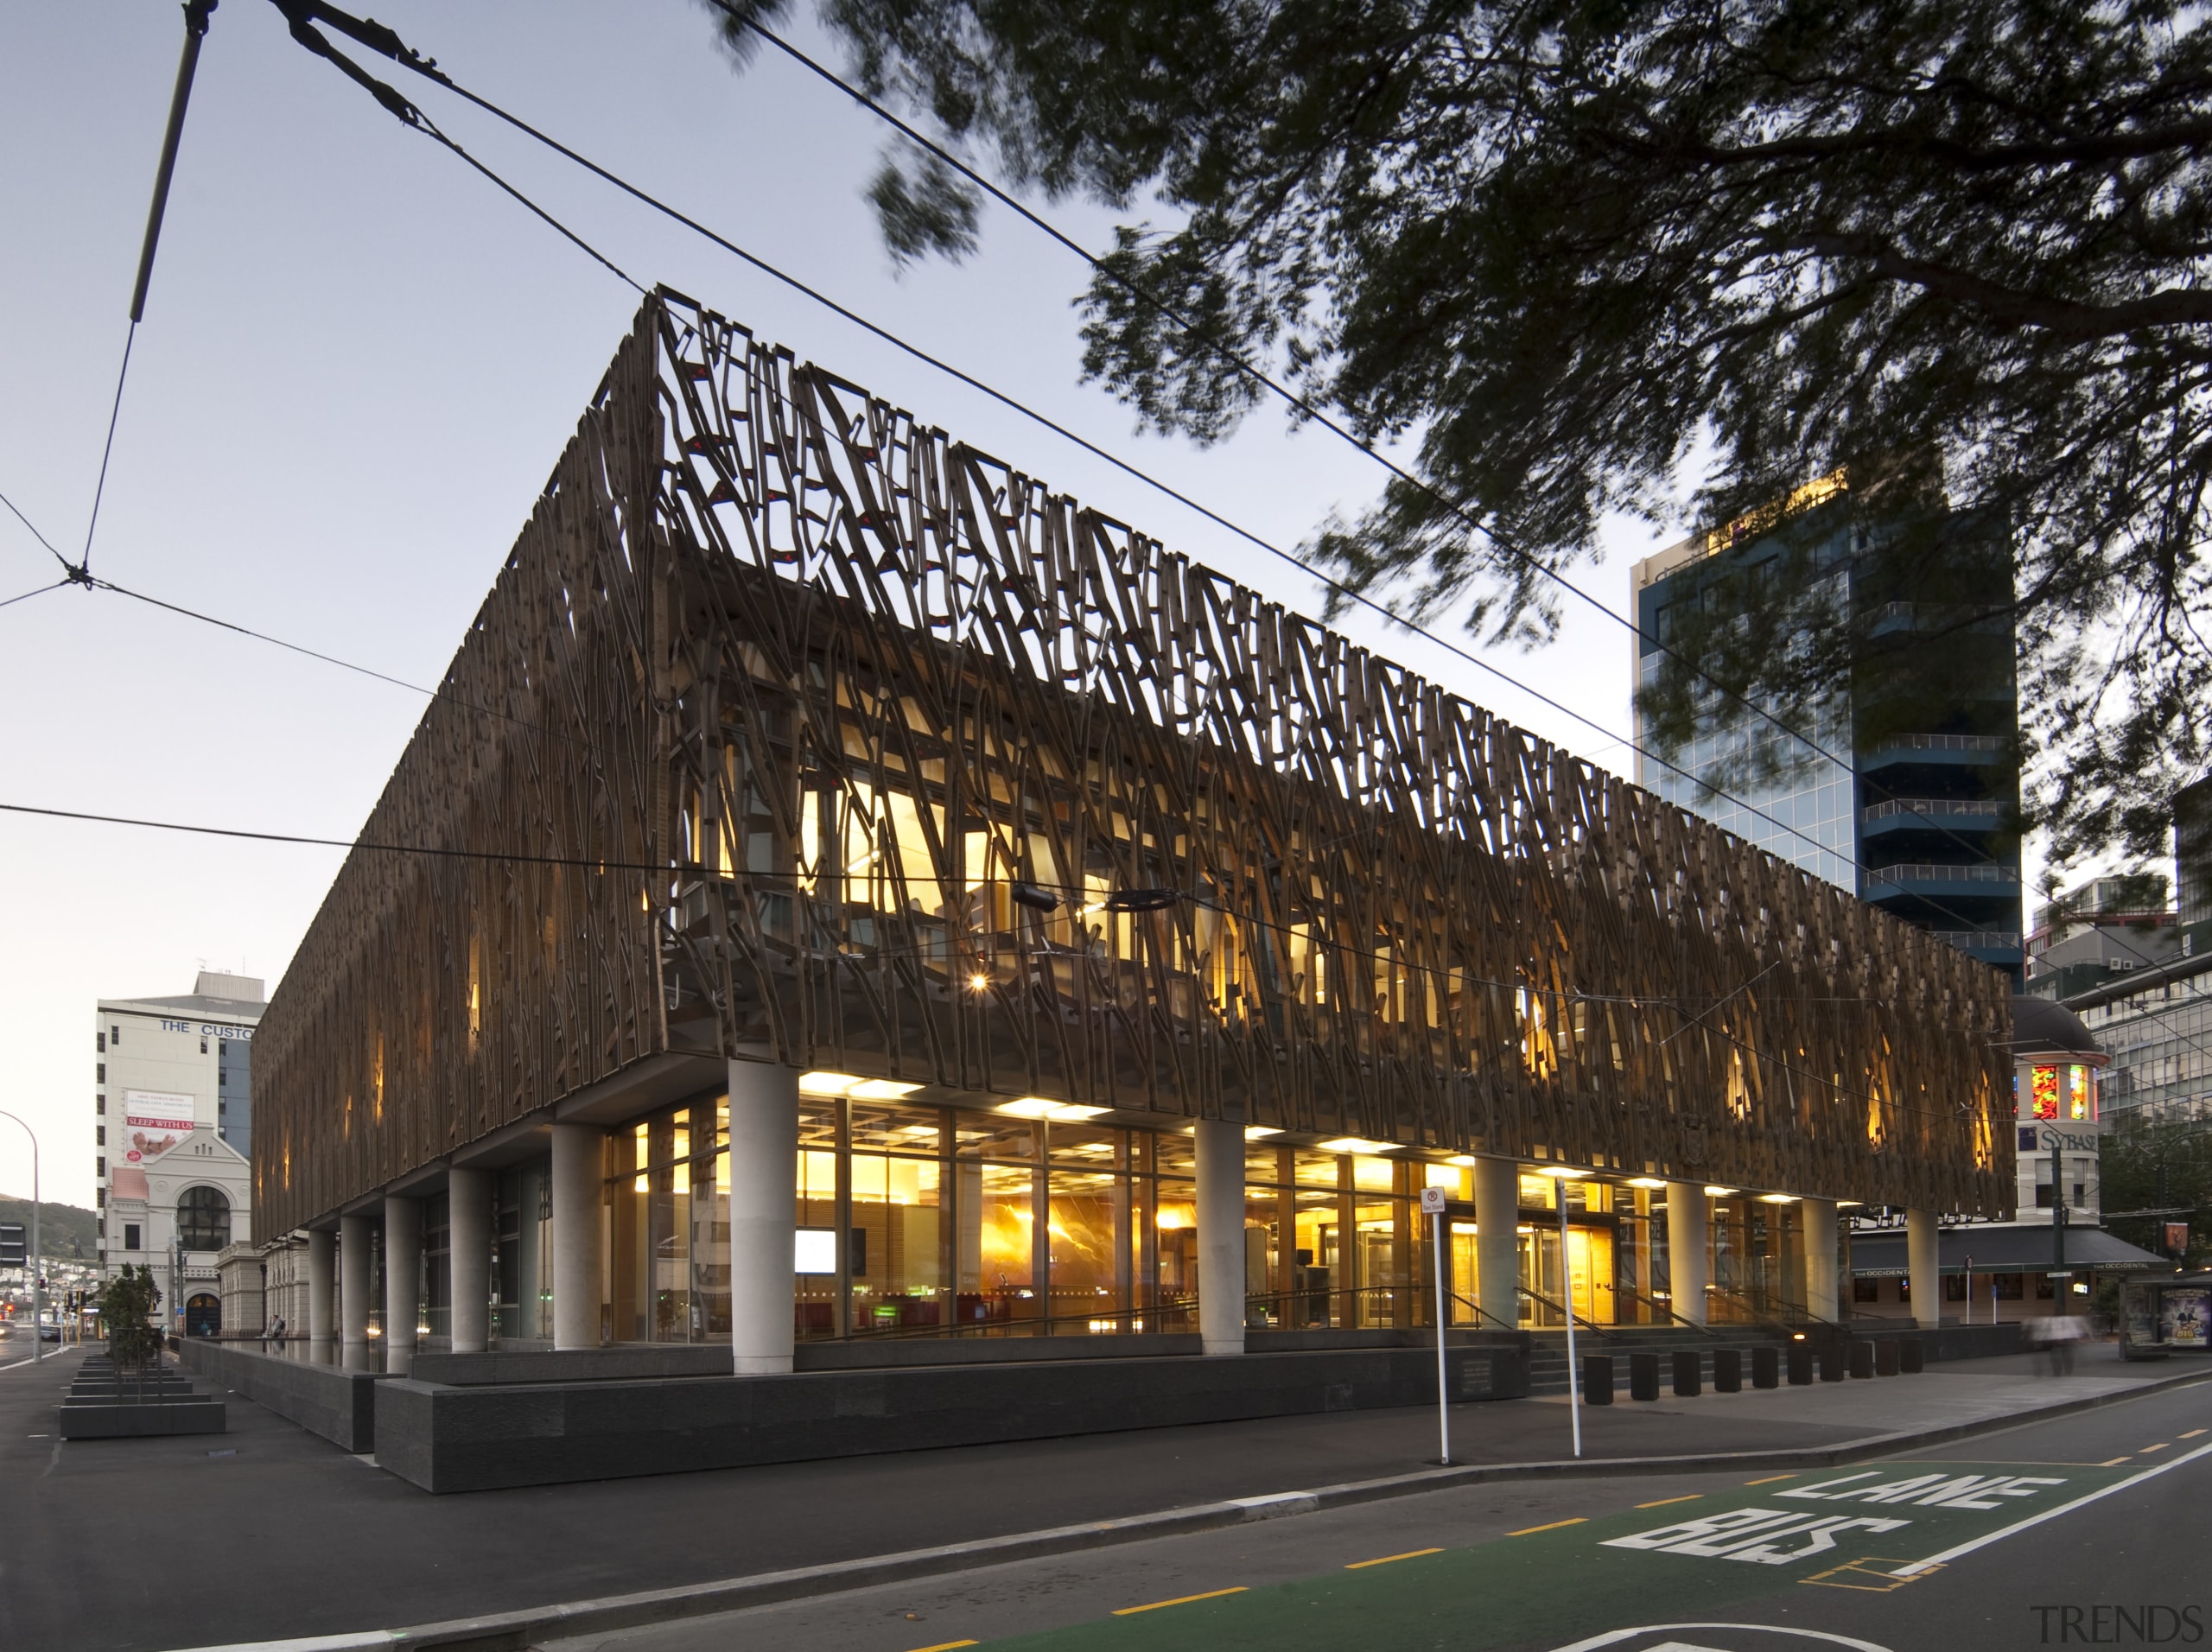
[99,1266,164,1371]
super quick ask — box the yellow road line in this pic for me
[907,1642,978,1650]
[1345,1547,1444,1569]
[2098,1456,2134,1466]
[1637,1494,1704,1509]
[1113,1587,1247,1616]
[2140,1443,2171,1453]
[1743,1474,1797,1485]
[1507,1518,1588,1536]
[2181,1429,2207,1439]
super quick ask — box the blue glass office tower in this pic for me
[1630,492,2024,982]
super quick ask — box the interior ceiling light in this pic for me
[1627,1177,1669,1189]
[849,1080,924,1100]
[1243,1126,1282,1139]
[1446,1154,1478,1167]
[798,1071,861,1097]
[1317,1137,1395,1154]
[1837,1200,1864,1209]
[1535,1165,1586,1178]
[996,1098,1108,1121]
[1759,1193,1798,1204]
[1704,1185,1738,1197]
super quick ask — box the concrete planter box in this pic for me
[57,1398,225,1438]
[174,1338,384,1452]
[376,1343,1522,1493]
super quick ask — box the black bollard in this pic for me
[1584,1353,1615,1406]
[1754,1345,1782,1388]
[1874,1339,1901,1376]
[1848,1339,1876,1379]
[1630,1350,1661,1401]
[1899,1338,1924,1374]
[1672,1349,1702,1397]
[1713,1348,1743,1393]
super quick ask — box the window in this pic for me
[98,1031,105,1052]
[175,1185,231,1251]
[96,1095,105,1115]
[111,1025,119,1045]
[1853,1277,1879,1303]
[95,1158,105,1177]
[200,1037,208,1054]
[96,1126,105,1147]
[123,1223,141,1250]
[97,1063,105,1082]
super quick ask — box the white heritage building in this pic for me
[96,971,263,1337]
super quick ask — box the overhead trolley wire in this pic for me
[0,795,2011,1124]
[79,1,2016,962]
[720,7,2037,879]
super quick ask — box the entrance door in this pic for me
[1517,1225,1618,1326]
[184,1293,220,1337]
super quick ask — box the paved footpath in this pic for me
[551,1372,2212,1652]
[0,1340,2191,1652]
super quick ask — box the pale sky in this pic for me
[0,2,1789,1209]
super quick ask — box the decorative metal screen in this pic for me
[252,292,2012,1235]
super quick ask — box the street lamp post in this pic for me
[0,1109,42,1364]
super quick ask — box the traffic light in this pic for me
[0,1223,23,1268]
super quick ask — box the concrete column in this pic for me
[1802,1198,1839,1321]
[1194,1118,1246,1356]
[384,1195,423,1376]
[550,1122,605,1350]
[728,1059,799,1375]
[340,1212,372,1369]
[307,1227,335,1358]
[1668,1183,1709,1328]
[448,1166,492,1355]
[1907,1208,1942,1330]
[1472,1156,1520,1329]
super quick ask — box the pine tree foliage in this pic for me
[711,0,2212,867]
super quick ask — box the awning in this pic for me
[1847,1223,2164,1278]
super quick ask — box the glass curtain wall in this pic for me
[586,1095,1806,1343]
[596,1095,1488,1342]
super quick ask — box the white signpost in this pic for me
[1421,1184,1450,1465]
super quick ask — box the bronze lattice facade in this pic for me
[252,293,2013,1236]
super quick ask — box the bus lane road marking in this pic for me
[1889,1437,2212,1578]
[1590,1462,2115,1580]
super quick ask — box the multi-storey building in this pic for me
[2027,780,2212,1123]
[96,970,264,1336]
[231,295,2015,1490]
[1630,486,2025,981]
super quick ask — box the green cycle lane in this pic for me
[965,1457,2177,1652]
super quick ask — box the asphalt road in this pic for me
[549,1375,2212,1652]
[0,1340,2190,1652]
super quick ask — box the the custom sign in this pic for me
[121,1090,195,1163]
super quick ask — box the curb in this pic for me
[167,1366,2211,1652]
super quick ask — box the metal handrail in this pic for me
[1446,1289,1522,1335]
[1706,1281,1841,1332]
[1613,1281,1716,1336]
[1517,1283,1616,1340]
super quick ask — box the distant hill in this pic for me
[0,1197,99,1260]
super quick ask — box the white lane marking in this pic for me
[1891,1437,2212,1577]
[1551,1623,1896,1651]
